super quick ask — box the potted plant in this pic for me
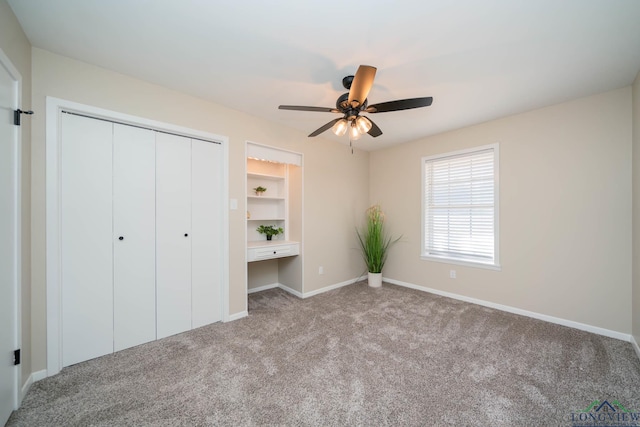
[253,186,267,196]
[356,204,400,288]
[257,224,283,241]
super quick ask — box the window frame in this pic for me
[421,144,500,270]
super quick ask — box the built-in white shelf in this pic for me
[247,172,285,180]
[247,158,289,243]
[247,196,285,200]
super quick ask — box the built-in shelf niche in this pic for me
[246,161,288,242]
[246,142,303,296]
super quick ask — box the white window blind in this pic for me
[422,145,498,267]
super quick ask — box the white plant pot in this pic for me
[368,272,382,288]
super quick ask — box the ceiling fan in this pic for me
[278,65,433,140]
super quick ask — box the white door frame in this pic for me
[0,47,22,412]
[45,97,230,376]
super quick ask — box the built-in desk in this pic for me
[247,240,300,262]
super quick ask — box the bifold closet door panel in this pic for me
[191,139,223,327]
[60,113,114,367]
[113,124,156,351]
[156,133,192,339]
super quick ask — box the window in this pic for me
[422,144,499,269]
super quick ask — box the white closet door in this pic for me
[61,113,113,367]
[156,133,192,339]
[191,139,223,327]
[113,124,156,351]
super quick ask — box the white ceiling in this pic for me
[8,0,640,151]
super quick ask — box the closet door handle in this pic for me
[118,236,124,241]
[184,233,189,237]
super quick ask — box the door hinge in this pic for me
[14,109,34,126]
[14,349,20,365]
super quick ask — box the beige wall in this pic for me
[0,0,32,388]
[370,88,633,334]
[30,48,369,372]
[633,72,640,346]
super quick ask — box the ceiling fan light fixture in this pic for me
[332,118,348,136]
[279,64,432,140]
[349,121,361,140]
[355,116,372,134]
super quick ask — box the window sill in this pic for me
[420,254,501,271]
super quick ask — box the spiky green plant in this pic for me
[356,205,400,273]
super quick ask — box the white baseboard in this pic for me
[385,278,631,342]
[247,276,366,300]
[226,310,248,322]
[301,276,366,298]
[21,369,47,400]
[248,283,279,294]
[631,335,640,362]
[246,282,304,298]
[32,369,47,382]
[20,374,33,402]
[278,283,304,298]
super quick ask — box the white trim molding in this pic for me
[247,282,307,298]
[631,335,640,362]
[384,277,631,342]
[301,276,365,298]
[0,47,23,412]
[31,370,47,383]
[247,276,365,300]
[20,370,47,401]
[20,375,32,401]
[45,97,231,376]
[248,283,280,294]
[227,311,248,322]
[278,283,304,299]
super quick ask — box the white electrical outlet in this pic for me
[319,266,324,275]
[450,270,456,279]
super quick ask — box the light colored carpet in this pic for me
[8,282,640,426]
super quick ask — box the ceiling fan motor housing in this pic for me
[336,93,350,110]
[336,92,367,121]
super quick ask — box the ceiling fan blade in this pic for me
[279,105,339,113]
[366,118,383,137]
[366,97,433,113]
[308,118,342,137]
[347,65,377,108]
